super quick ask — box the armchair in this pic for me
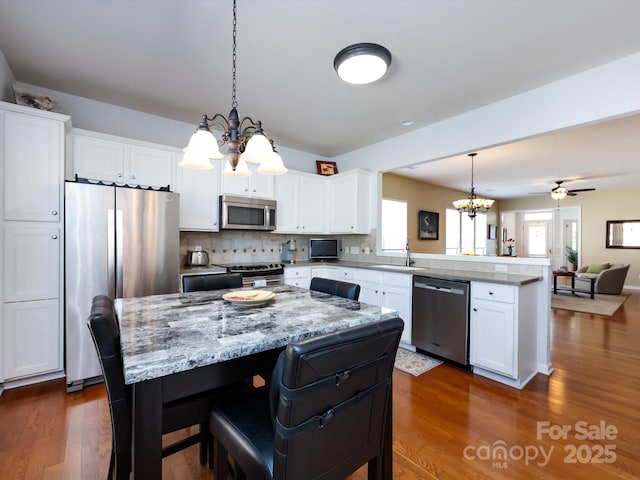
[575,263,630,295]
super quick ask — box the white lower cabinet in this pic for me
[3,299,60,380]
[470,281,537,389]
[284,266,310,289]
[356,270,412,346]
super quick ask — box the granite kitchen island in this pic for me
[115,284,400,479]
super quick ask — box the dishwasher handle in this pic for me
[414,280,466,295]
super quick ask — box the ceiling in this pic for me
[1,0,639,198]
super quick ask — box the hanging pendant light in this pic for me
[181,0,286,175]
[452,153,495,219]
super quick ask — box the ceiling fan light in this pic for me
[334,43,391,84]
[551,187,567,200]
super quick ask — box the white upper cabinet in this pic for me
[274,171,325,234]
[326,170,371,234]
[175,156,221,231]
[220,163,275,199]
[2,109,66,222]
[69,131,175,189]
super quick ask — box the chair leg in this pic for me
[199,422,208,465]
[368,456,381,480]
[214,439,229,480]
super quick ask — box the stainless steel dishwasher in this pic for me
[412,276,470,366]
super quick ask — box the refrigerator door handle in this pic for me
[107,208,116,298]
[116,209,124,298]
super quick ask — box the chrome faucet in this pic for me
[405,238,414,266]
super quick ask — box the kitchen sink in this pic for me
[371,264,423,271]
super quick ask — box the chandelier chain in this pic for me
[231,0,238,108]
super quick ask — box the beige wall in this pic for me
[500,188,640,288]
[382,173,500,254]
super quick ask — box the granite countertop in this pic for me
[287,261,542,286]
[116,284,399,385]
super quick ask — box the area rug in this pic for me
[394,348,443,376]
[551,292,629,316]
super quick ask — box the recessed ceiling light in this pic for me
[334,43,391,85]
[401,120,414,126]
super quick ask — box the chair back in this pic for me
[270,317,403,479]
[309,277,361,300]
[86,295,132,462]
[182,273,243,292]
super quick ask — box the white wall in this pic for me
[0,49,15,103]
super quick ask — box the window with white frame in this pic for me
[446,209,487,255]
[381,199,407,251]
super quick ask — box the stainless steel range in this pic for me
[220,263,285,288]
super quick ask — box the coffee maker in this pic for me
[281,239,296,263]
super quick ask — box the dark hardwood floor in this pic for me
[1,291,639,479]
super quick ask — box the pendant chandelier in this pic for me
[180,0,286,176]
[452,153,494,219]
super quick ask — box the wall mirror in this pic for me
[605,220,640,248]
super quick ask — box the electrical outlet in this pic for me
[350,246,359,254]
[364,246,371,255]
[494,264,507,272]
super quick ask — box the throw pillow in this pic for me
[586,263,610,274]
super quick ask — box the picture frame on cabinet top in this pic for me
[316,160,338,176]
[12,84,64,113]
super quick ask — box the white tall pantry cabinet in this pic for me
[0,102,70,391]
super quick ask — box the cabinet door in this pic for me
[274,173,300,232]
[3,111,63,222]
[298,175,325,233]
[359,281,381,306]
[326,171,369,234]
[175,156,220,231]
[4,224,60,302]
[250,171,274,199]
[382,285,412,344]
[470,299,516,376]
[71,135,125,183]
[128,145,174,188]
[284,267,310,288]
[3,299,60,379]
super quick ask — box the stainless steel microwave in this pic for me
[219,195,276,231]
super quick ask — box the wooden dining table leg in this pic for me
[132,378,163,479]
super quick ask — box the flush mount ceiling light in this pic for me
[180,0,286,176]
[452,153,495,219]
[334,43,392,84]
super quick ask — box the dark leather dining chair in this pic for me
[210,316,404,480]
[182,272,243,292]
[86,295,243,479]
[309,276,361,301]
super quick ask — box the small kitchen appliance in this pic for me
[280,239,296,263]
[185,247,209,266]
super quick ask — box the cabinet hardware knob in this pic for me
[130,175,136,179]
[51,235,58,239]
[473,307,477,311]
[117,173,123,177]
[51,210,58,215]
[489,291,494,295]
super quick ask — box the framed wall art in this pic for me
[418,210,439,240]
[316,160,338,176]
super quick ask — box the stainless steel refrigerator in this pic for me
[64,181,179,391]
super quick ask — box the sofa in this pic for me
[575,263,630,295]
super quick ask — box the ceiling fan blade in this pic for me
[567,188,596,193]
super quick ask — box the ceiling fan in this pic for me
[548,180,596,199]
